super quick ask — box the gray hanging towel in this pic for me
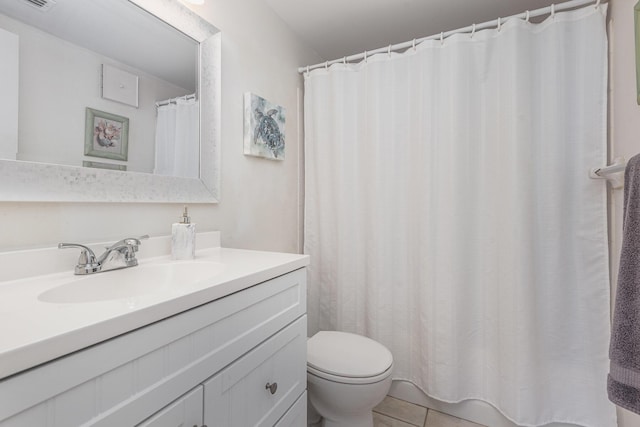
[609,153,640,414]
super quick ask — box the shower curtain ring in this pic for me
[595,0,600,8]
[525,10,530,22]
[388,44,392,57]
[471,23,476,38]
[364,50,368,63]
[343,56,347,65]
[325,61,328,70]
[497,17,502,32]
[306,65,310,75]
[551,4,555,18]
[440,32,444,45]
[413,38,417,51]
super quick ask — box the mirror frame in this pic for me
[0,0,221,203]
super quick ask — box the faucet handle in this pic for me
[106,235,149,251]
[58,243,100,274]
[132,234,150,246]
[127,234,149,243]
[58,243,97,263]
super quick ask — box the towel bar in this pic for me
[590,157,626,189]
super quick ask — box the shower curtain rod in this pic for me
[155,93,196,107]
[298,0,601,74]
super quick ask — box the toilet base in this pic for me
[307,372,391,427]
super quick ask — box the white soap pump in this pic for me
[171,206,196,260]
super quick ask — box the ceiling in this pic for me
[265,0,575,61]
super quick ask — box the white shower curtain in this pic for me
[304,5,614,427]
[154,98,199,179]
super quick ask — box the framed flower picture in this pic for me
[84,108,129,161]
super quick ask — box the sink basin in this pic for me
[38,261,224,304]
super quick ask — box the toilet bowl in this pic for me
[307,331,393,427]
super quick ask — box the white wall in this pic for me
[609,0,640,426]
[0,0,321,254]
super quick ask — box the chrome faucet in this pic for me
[59,235,149,275]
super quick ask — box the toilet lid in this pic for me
[307,331,393,378]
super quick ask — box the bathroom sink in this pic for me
[38,261,224,304]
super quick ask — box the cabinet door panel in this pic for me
[275,391,306,427]
[203,316,307,427]
[136,386,203,427]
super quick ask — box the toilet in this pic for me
[307,331,394,427]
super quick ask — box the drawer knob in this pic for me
[265,382,278,394]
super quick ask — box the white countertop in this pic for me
[0,241,309,380]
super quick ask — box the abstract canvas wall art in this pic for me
[243,92,285,160]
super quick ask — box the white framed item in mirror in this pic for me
[102,64,139,108]
[0,0,221,203]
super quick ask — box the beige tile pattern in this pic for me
[425,410,486,427]
[374,396,428,426]
[374,412,418,427]
[312,395,488,427]
[369,396,488,427]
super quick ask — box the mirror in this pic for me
[0,0,220,202]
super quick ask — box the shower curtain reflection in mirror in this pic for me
[154,97,199,179]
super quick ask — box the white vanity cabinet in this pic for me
[0,268,307,427]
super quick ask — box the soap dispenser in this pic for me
[172,206,196,260]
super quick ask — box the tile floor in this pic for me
[373,396,487,427]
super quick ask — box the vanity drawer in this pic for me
[135,386,203,427]
[203,316,307,427]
